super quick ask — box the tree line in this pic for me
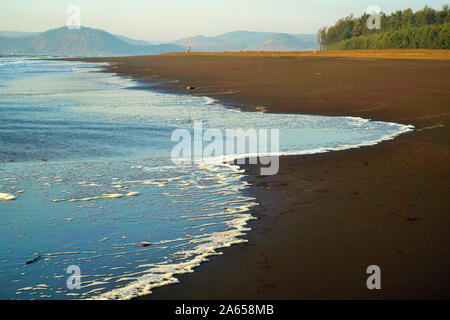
[318,5,449,50]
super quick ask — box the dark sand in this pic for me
[67,51,450,299]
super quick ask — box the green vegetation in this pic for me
[318,5,450,50]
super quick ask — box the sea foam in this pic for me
[0,192,15,201]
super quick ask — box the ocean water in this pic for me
[0,58,413,300]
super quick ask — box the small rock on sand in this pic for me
[138,242,152,247]
[25,255,41,265]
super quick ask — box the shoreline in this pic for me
[62,51,449,299]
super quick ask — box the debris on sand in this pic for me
[138,242,152,247]
[25,254,41,265]
[185,86,195,90]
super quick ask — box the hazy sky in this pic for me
[0,0,447,41]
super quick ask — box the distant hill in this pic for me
[319,5,449,50]
[0,27,184,57]
[173,30,317,52]
[0,31,40,38]
[0,28,318,56]
[114,34,152,46]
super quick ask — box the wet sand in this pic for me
[66,51,450,299]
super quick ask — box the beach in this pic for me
[68,50,450,299]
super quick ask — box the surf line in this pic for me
[171,120,280,175]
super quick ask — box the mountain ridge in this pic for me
[0,27,318,56]
[0,27,184,57]
[174,30,317,51]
